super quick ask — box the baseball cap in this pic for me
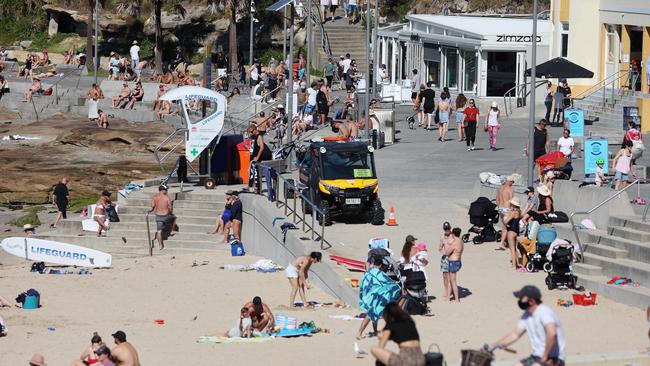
[524,186,535,194]
[442,222,451,230]
[513,285,542,301]
[225,190,234,196]
[405,234,417,243]
[101,190,111,197]
[111,330,126,342]
[158,184,168,191]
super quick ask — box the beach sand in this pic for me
[1,246,648,365]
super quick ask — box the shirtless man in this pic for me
[151,185,176,250]
[112,83,131,108]
[438,222,453,301]
[496,174,516,224]
[243,296,275,332]
[111,331,140,366]
[331,120,358,139]
[156,100,177,120]
[94,191,112,237]
[285,252,322,307]
[87,83,105,100]
[152,85,166,111]
[445,227,465,303]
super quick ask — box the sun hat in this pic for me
[23,224,35,231]
[132,40,138,45]
[416,242,427,251]
[29,353,47,366]
[537,185,552,197]
[491,101,498,108]
[509,197,521,207]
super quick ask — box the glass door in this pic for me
[427,60,440,87]
[445,48,458,89]
[463,51,477,93]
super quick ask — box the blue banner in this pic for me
[565,108,584,137]
[584,138,608,175]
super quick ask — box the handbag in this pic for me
[425,344,445,366]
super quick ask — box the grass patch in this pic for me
[310,67,323,78]
[7,211,41,227]
[68,197,97,213]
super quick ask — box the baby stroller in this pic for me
[520,222,557,272]
[462,197,500,245]
[545,242,577,290]
[399,267,429,315]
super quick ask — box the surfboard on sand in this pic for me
[329,255,366,272]
[1,237,112,268]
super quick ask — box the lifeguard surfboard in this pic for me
[1,237,112,268]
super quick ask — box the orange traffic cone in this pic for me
[386,207,398,226]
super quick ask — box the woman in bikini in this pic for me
[498,197,522,270]
[71,332,105,366]
[93,191,111,237]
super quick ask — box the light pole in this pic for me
[364,0,371,141]
[306,0,312,84]
[372,0,378,96]
[249,0,255,67]
[286,4,295,145]
[94,0,98,84]
[527,0,538,186]
[283,7,287,61]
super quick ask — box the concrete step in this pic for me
[573,262,602,276]
[608,225,650,243]
[118,205,216,217]
[36,233,226,251]
[583,252,650,285]
[584,243,628,259]
[104,229,215,242]
[610,215,650,233]
[577,272,650,310]
[580,229,650,263]
[114,213,217,226]
[124,197,224,209]
[111,221,212,233]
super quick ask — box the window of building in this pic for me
[560,22,569,58]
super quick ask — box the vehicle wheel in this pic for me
[284,179,295,199]
[543,262,553,273]
[317,200,332,226]
[525,262,535,273]
[370,200,384,225]
[545,275,555,290]
[302,192,312,215]
[461,234,470,243]
[472,236,483,245]
[204,178,215,190]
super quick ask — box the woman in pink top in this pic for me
[613,141,635,190]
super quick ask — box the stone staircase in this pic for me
[573,89,638,140]
[34,183,231,258]
[313,17,369,73]
[572,214,650,309]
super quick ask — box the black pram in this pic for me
[545,243,577,290]
[400,267,429,315]
[462,197,500,245]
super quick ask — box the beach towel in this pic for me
[359,268,400,322]
[196,336,271,344]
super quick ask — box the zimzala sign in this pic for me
[494,34,543,43]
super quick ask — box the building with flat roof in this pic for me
[549,0,650,132]
[377,14,551,97]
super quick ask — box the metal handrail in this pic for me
[572,69,632,101]
[262,162,331,250]
[228,84,284,116]
[503,80,547,117]
[643,195,650,222]
[47,68,83,105]
[145,211,153,256]
[569,179,640,262]
[310,3,332,58]
[154,127,188,171]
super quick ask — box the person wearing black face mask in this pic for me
[489,286,566,366]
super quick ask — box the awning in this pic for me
[525,57,594,79]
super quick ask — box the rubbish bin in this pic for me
[236,140,252,185]
[370,108,396,144]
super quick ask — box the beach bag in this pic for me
[106,205,120,222]
[545,211,568,223]
[424,344,444,366]
[230,239,245,256]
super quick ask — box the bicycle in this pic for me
[460,345,516,366]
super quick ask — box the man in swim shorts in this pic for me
[445,228,464,303]
[286,252,322,307]
[496,174,516,222]
[438,223,452,300]
[151,185,176,250]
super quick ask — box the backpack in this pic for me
[106,205,120,222]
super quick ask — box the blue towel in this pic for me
[359,268,400,322]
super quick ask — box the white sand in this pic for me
[0,246,647,365]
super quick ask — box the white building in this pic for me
[377,15,551,97]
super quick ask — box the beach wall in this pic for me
[240,194,359,306]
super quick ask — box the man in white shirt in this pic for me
[556,129,574,157]
[376,64,388,85]
[129,40,140,69]
[305,81,318,114]
[490,285,566,366]
[341,53,352,78]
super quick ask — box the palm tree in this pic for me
[86,0,94,69]
[208,0,248,77]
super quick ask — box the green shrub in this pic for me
[68,197,97,213]
[7,211,41,227]
[259,48,284,66]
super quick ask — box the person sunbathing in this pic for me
[124,82,143,109]
[34,69,57,79]
[70,332,106,366]
[156,100,177,120]
[152,85,166,111]
[161,71,174,84]
[23,77,42,102]
[112,83,131,108]
[243,296,275,333]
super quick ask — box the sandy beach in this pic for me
[1,246,648,365]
